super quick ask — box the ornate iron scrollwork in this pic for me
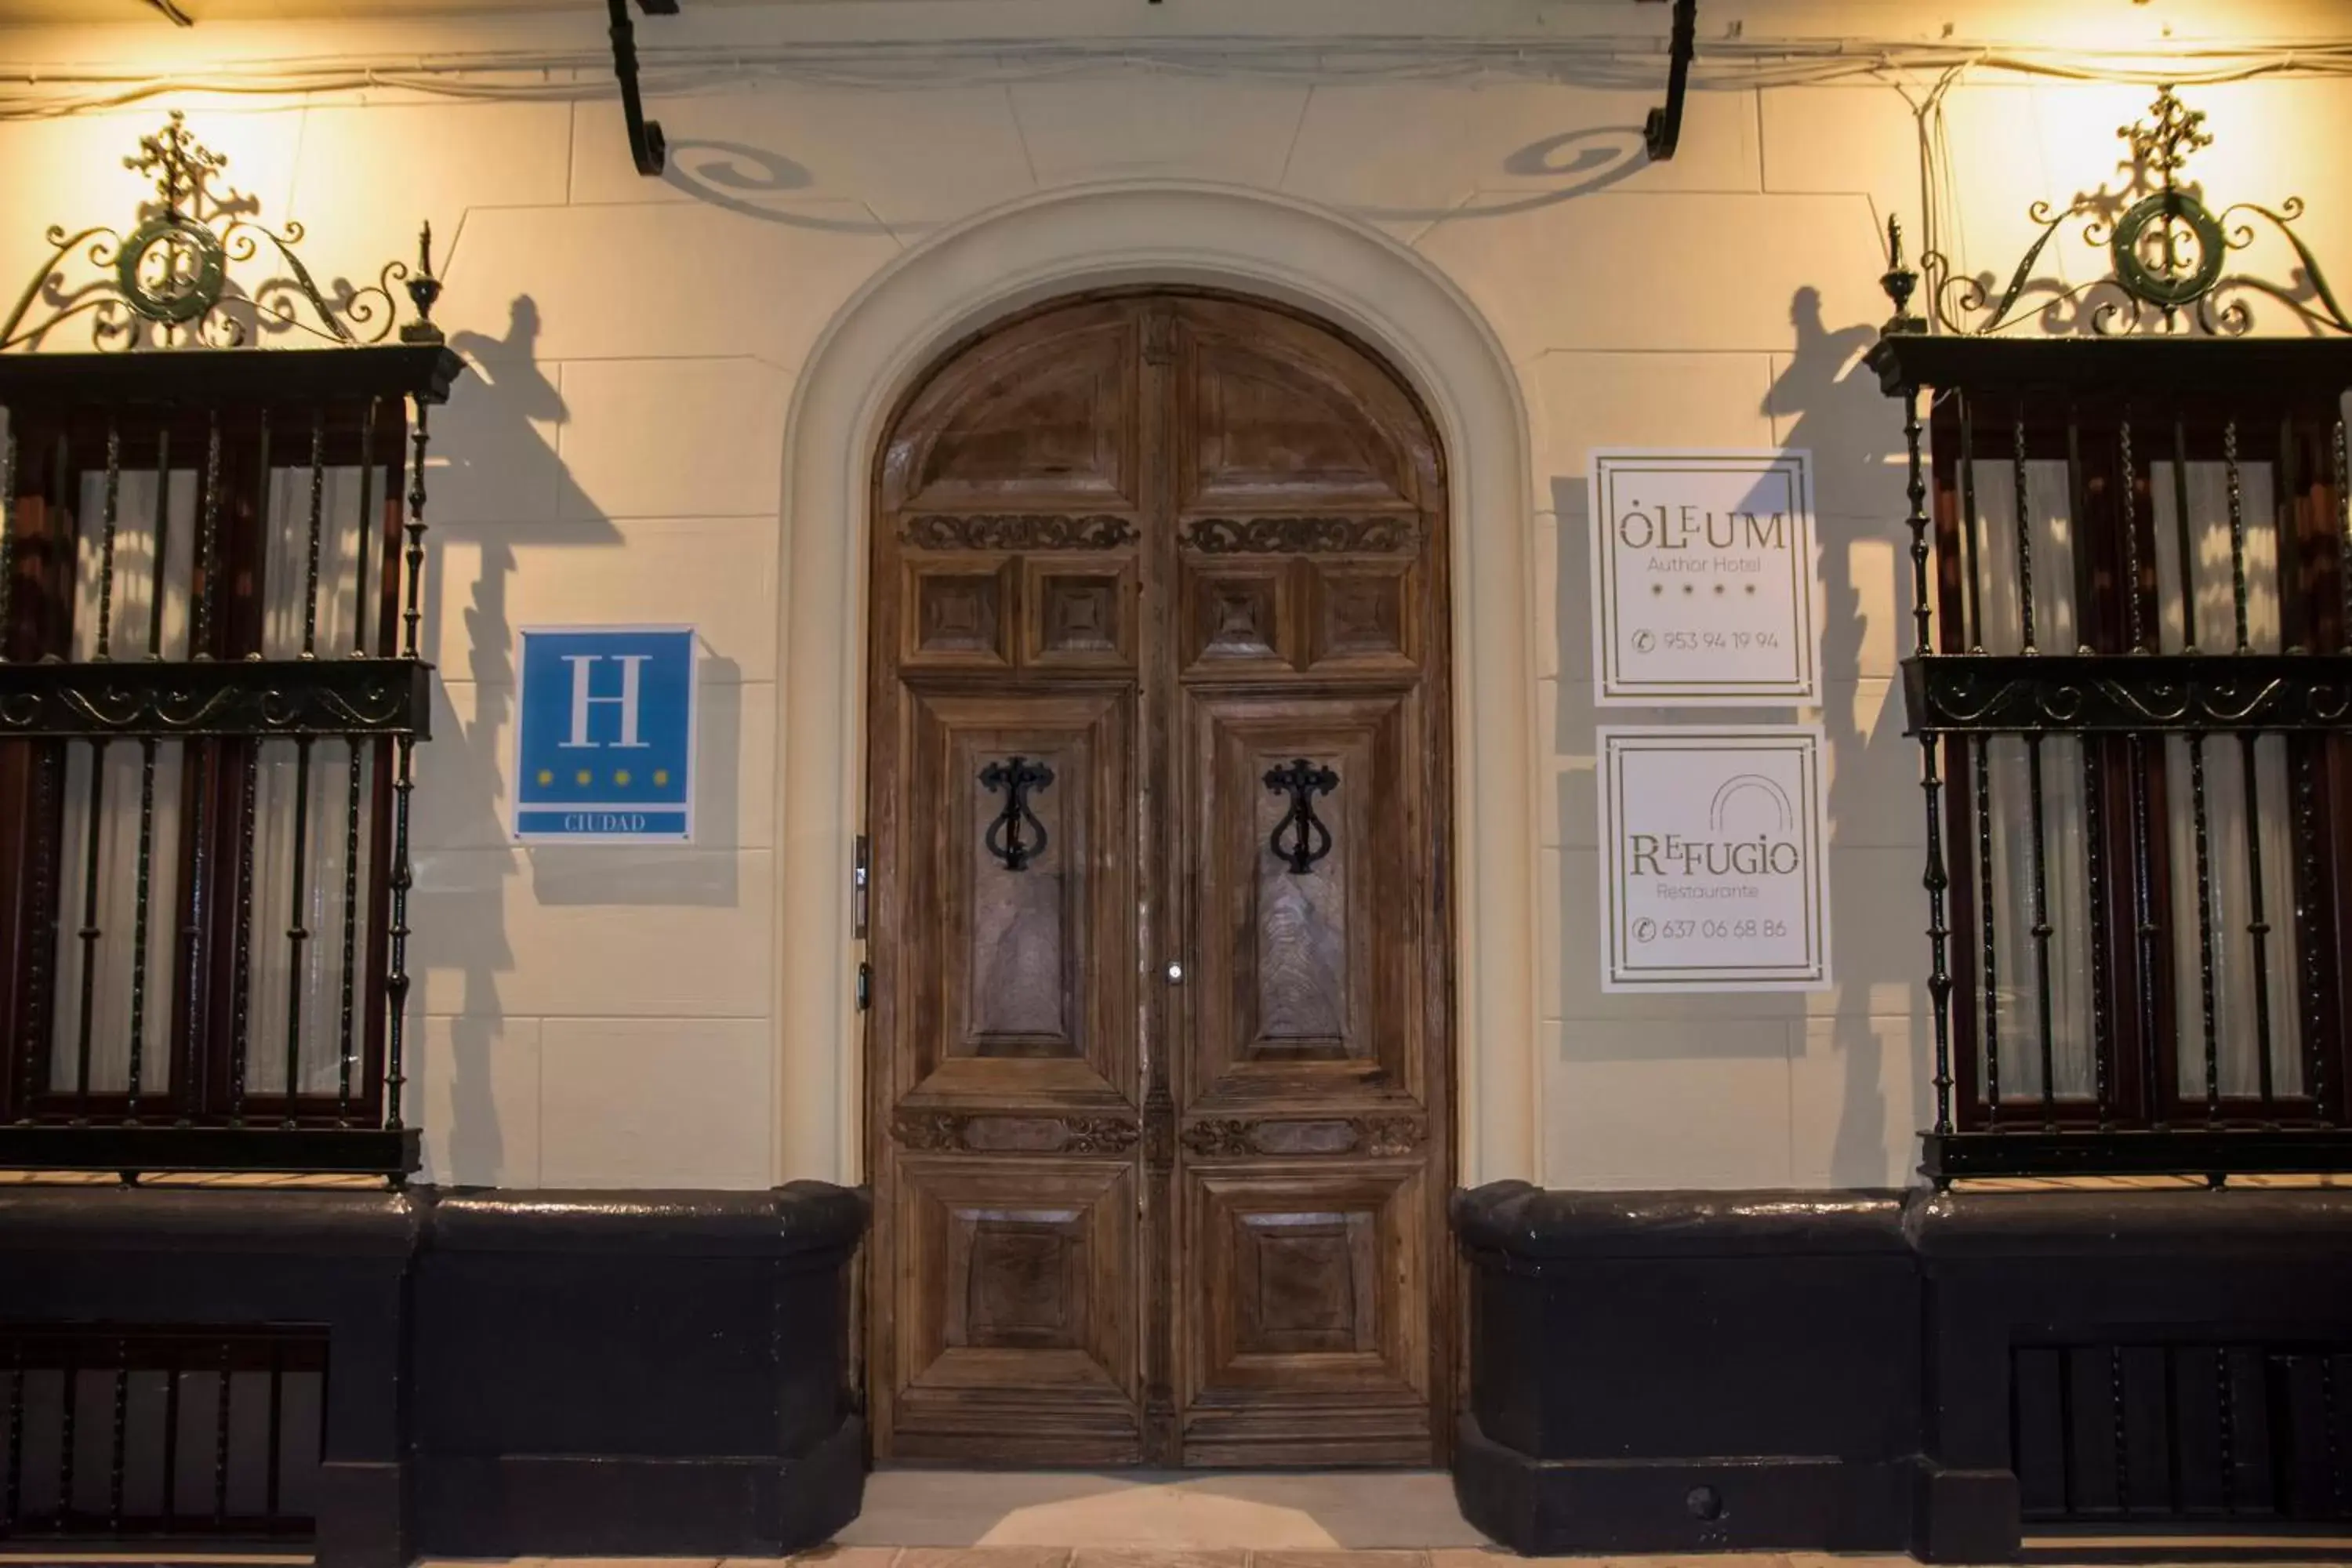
[1887,85,2352,339]
[979,755,1054,871]
[1263,758,1338,874]
[0,112,441,353]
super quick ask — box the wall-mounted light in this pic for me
[608,0,680,176]
[1643,0,1697,162]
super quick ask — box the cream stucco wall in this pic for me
[6,0,2352,1192]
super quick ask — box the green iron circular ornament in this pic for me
[2110,190,2228,310]
[113,214,227,325]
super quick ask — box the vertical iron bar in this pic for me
[1965,394,2000,1123]
[2163,1348,2183,1512]
[229,740,258,1124]
[144,429,170,658]
[2224,421,2251,652]
[71,742,107,1116]
[2337,420,2350,645]
[300,408,325,659]
[336,739,365,1120]
[20,746,60,1123]
[2085,742,2112,1127]
[93,416,121,660]
[125,738,158,1121]
[2068,406,2112,1123]
[160,1351,180,1531]
[385,404,432,1133]
[210,1341,229,1528]
[194,410,222,658]
[2172,409,2199,651]
[1959,390,1985,651]
[2122,414,2159,1127]
[177,739,209,1130]
[2169,411,2222,1132]
[2110,1345,2132,1515]
[2122,415,2146,652]
[2322,1356,2344,1518]
[124,431,172,1118]
[2190,731,2223,1129]
[2240,728,2278,1116]
[2056,1345,2077,1517]
[2027,732,2059,1123]
[56,1354,77,1526]
[2216,1347,2238,1515]
[353,398,377,656]
[2013,401,2059,1116]
[402,405,428,661]
[2013,405,2038,652]
[2130,736,2166,1129]
[106,1341,125,1533]
[1976,738,2002,1120]
[0,423,16,661]
[1906,386,1955,1139]
[280,738,314,1121]
[229,413,270,1126]
[2296,740,2332,1126]
[4,1351,21,1531]
[262,1344,281,1526]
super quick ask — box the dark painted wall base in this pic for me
[0,1181,867,1568]
[412,1414,865,1559]
[10,1177,2347,1565]
[1451,1183,2352,1562]
[1454,1416,1917,1555]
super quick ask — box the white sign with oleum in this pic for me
[1588,449,1817,705]
[1597,727,1832,993]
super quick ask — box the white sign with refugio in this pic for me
[1597,726,1832,993]
[1588,449,1817,706]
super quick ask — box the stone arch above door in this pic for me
[774,183,1541,1190]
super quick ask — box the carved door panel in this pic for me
[867,292,1450,1468]
[1166,299,1451,1465]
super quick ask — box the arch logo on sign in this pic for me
[1597,726,1831,992]
[513,626,696,843]
[1589,449,1817,705]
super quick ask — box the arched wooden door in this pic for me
[863,292,1454,1468]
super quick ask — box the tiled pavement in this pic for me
[404,1553,2351,1568]
[411,1555,1934,1568]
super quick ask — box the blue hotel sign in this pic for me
[512,626,696,843]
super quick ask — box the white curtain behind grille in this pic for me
[2148,459,2304,1102]
[246,464,379,1098]
[1966,456,2096,1104]
[49,466,195,1095]
[49,460,381,1103]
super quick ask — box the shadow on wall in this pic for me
[1552,287,1929,1186]
[1764,285,1929,1187]
[662,141,901,234]
[648,125,1653,236]
[408,293,750,1184]
[1343,127,1653,223]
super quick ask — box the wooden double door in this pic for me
[863,292,1454,1468]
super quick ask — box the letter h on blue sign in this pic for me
[513,627,696,842]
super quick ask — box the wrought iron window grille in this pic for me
[0,115,460,1180]
[1874,87,2352,1184]
[0,1323,328,1546]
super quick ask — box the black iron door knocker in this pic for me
[980,756,1054,871]
[1264,758,1338,874]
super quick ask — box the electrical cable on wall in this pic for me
[5,35,2352,118]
